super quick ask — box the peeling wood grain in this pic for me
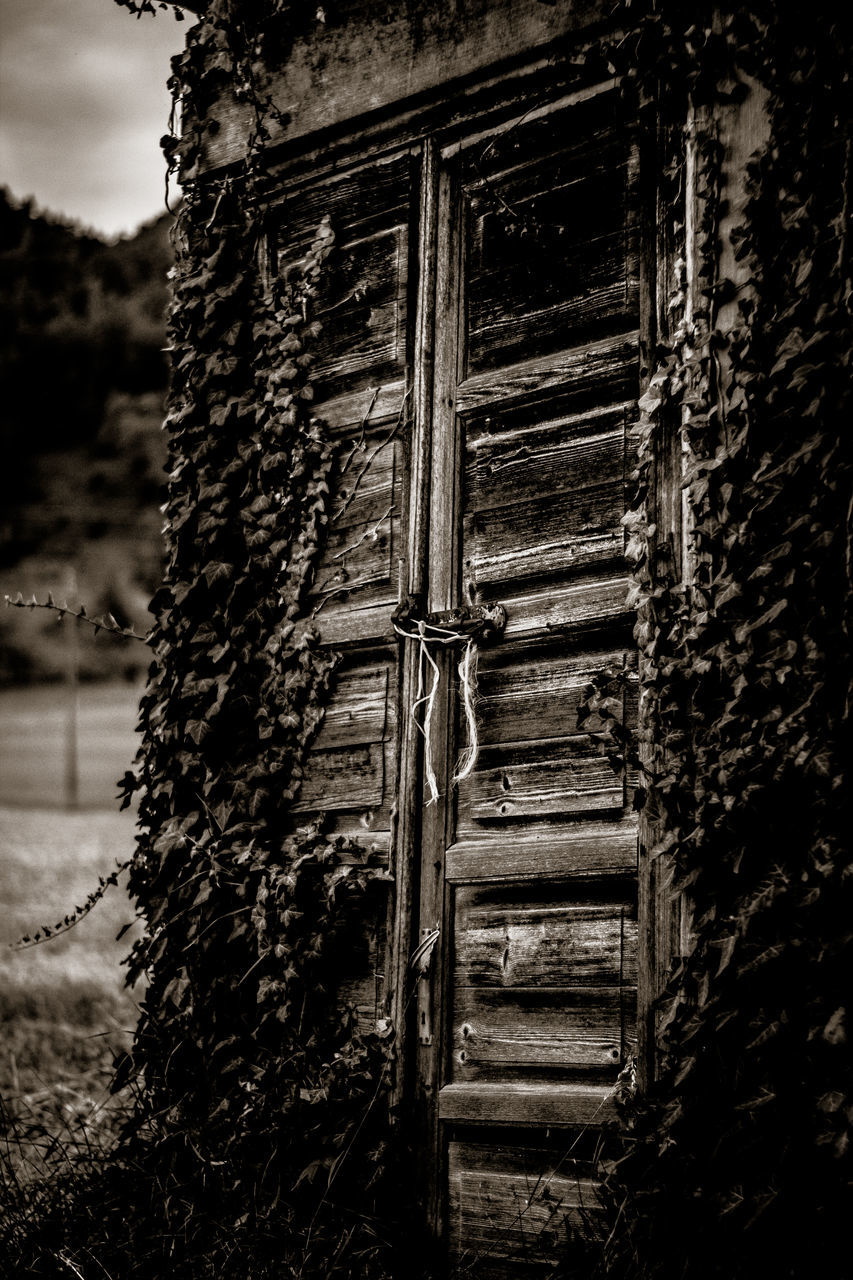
[313,595,398,647]
[310,433,402,604]
[327,438,398,532]
[469,279,635,378]
[280,225,408,401]
[440,78,619,161]
[275,154,411,401]
[464,481,624,586]
[273,151,413,244]
[495,574,631,640]
[312,666,391,750]
[462,81,621,177]
[292,742,385,813]
[450,1173,602,1273]
[446,821,638,883]
[195,0,612,171]
[458,738,624,824]
[311,509,396,598]
[454,896,637,988]
[314,379,406,436]
[448,1141,605,1275]
[465,406,627,513]
[474,648,629,745]
[451,987,629,1076]
[462,100,635,373]
[455,332,639,416]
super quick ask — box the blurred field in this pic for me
[0,684,144,1182]
[0,680,143,810]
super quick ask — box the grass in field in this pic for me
[0,805,143,1205]
[0,681,149,1267]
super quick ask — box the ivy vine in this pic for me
[8,3,408,1275]
[110,181,402,1279]
[595,4,852,1277]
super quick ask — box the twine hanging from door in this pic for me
[393,618,481,805]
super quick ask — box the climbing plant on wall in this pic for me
[594,4,852,1277]
[117,12,404,1272]
[2,4,403,1277]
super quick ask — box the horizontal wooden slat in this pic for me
[327,438,397,529]
[197,1,612,170]
[446,821,637,883]
[322,817,391,851]
[464,482,624,586]
[313,596,397,647]
[312,666,390,750]
[440,1081,618,1126]
[458,738,624,825]
[279,219,407,402]
[463,93,632,375]
[313,378,407,436]
[441,78,618,161]
[475,649,628,745]
[274,151,413,243]
[311,432,400,607]
[455,894,637,988]
[311,510,396,598]
[498,574,631,639]
[469,278,634,379]
[462,85,621,182]
[468,148,625,233]
[451,987,629,1077]
[455,332,638,416]
[465,404,627,513]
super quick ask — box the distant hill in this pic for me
[0,190,173,684]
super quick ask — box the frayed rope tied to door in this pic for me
[392,600,507,805]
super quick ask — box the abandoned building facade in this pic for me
[128,2,850,1276]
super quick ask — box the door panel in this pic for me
[448,1141,607,1279]
[454,890,637,990]
[464,85,637,375]
[474,647,628,744]
[415,83,640,1276]
[276,152,411,403]
[280,152,417,1028]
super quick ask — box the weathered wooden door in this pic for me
[409,82,642,1275]
[279,67,643,1276]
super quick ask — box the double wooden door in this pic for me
[284,73,641,1276]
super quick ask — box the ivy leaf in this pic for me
[203,562,234,589]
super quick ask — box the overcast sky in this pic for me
[0,0,186,239]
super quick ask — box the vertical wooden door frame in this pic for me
[635,80,771,1089]
[411,156,466,1243]
[387,137,440,1120]
[383,130,463,1259]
